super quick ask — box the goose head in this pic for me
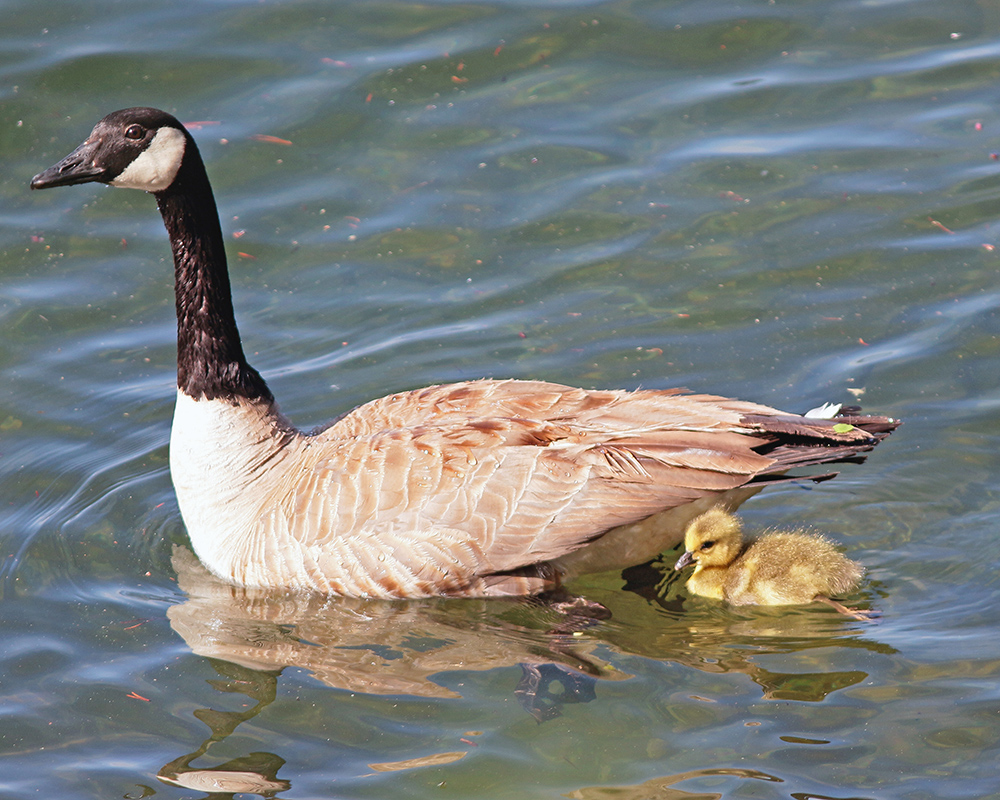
[31,107,265,404]
[674,507,744,571]
[31,107,188,193]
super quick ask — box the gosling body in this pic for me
[675,508,868,617]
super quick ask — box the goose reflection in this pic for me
[157,661,289,798]
[167,545,626,708]
[159,546,626,793]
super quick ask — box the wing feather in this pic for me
[244,379,898,595]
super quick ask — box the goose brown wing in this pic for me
[283,380,895,593]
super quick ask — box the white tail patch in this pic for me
[804,402,842,419]
[110,126,186,191]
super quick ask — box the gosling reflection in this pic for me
[614,548,895,702]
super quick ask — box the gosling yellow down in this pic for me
[674,508,870,619]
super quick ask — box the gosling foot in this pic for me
[817,595,878,621]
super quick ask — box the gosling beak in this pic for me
[31,139,109,190]
[674,551,695,571]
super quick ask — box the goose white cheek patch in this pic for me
[110,126,186,191]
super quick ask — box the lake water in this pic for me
[3,0,999,798]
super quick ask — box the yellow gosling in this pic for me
[674,508,871,620]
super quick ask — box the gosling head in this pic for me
[674,507,745,572]
[31,107,189,194]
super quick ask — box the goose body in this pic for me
[675,508,868,616]
[31,108,899,598]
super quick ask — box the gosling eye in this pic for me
[700,541,715,551]
[124,124,145,140]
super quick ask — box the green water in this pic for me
[3,0,1000,798]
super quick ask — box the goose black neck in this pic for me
[154,139,272,403]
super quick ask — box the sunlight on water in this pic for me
[3,0,1000,798]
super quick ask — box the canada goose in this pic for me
[31,107,899,599]
[675,508,870,619]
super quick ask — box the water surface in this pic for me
[3,1,1000,798]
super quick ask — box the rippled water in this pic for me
[3,1,1000,798]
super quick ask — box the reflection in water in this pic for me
[157,661,290,798]
[162,545,897,794]
[170,542,895,707]
[566,767,783,800]
[168,545,625,702]
[613,558,896,701]
[163,547,630,794]
[367,750,467,772]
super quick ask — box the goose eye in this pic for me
[124,124,145,140]
[700,541,715,551]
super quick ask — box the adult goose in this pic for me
[31,108,899,598]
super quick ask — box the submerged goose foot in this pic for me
[535,591,614,636]
[515,662,598,722]
[542,592,614,621]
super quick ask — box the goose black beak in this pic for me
[31,140,109,190]
[674,551,695,571]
